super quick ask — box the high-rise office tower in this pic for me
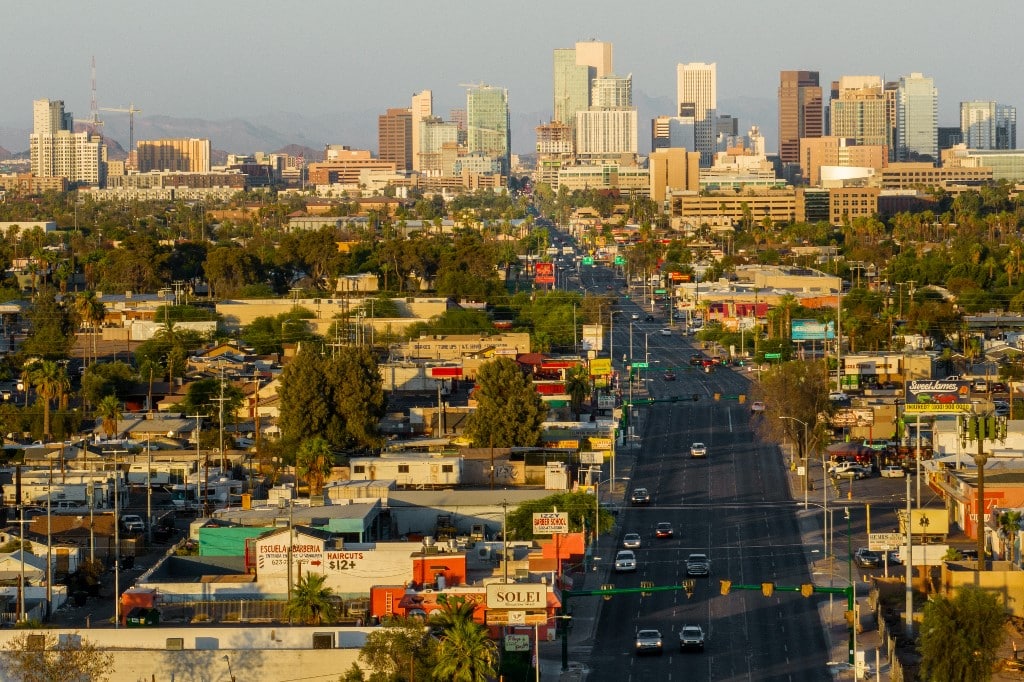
[466,85,510,174]
[418,117,460,175]
[896,73,938,162]
[591,74,632,109]
[676,62,717,166]
[830,76,890,152]
[778,71,822,164]
[136,138,211,172]
[378,108,413,172]
[961,101,1017,150]
[30,98,104,185]
[410,91,433,172]
[553,48,593,127]
[574,40,612,78]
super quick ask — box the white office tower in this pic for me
[410,90,433,172]
[30,98,105,186]
[896,73,938,162]
[676,62,717,166]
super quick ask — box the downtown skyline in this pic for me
[4,1,1021,155]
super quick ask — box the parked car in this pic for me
[829,392,850,402]
[655,522,674,538]
[679,624,705,652]
[630,488,651,505]
[659,328,672,336]
[880,465,905,478]
[635,629,663,655]
[690,442,707,458]
[663,371,676,381]
[854,547,882,568]
[686,553,710,576]
[121,514,145,533]
[622,533,642,549]
[750,401,766,414]
[992,382,1008,393]
[830,462,871,479]
[614,550,637,573]
[631,312,641,320]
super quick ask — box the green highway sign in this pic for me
[582,257,594,265]
[654,289,666,294]
[764,353,782,360]
[632,362,649,369]
[614,256,625,265]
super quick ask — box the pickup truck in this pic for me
[829,462,871,479]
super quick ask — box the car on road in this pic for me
[622,533,642,549]
[679,625,705,652]
[655,522,674,538]
[880,465,905,478]
[644,314,655,322]
[887,549,902,565]
[630,312,641,320]
[992,382,1008,393]
[995,400,1010,417]
[121,514,145,533]
[659,328,672,336]
[614,550,637,573]
[635,629,663,655]
[690,442,707,458]
[829,462,872,479]
[854,547,882,568]
[686,553,710,576]
[689,354,703,366]
[630,488,651,505]
[663,371,676,381]
[829,392,850,402]
[750,401,766,414]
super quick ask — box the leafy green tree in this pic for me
[0,631,113,682]
[358,617,435,682]
[21,359,70,440]
[752,360,831,461]
[918,584,1005,682]
[132,323,205,382]
[296,436,334,496]
[285,573,338,625]
[464,357,546,448]
[203,245,262,298]
[80,361,134,407]
[505,491,612,540]
[180,377,245,423]
[19,286,76,360]
[97,395,122,439]
[432,618,499,682]
[404,309,494,340]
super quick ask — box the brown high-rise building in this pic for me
[778,71,822,164]
[378,108,412,172]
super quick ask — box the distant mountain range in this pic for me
[0,95,778,161]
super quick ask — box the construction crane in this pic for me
[99,103,142,154]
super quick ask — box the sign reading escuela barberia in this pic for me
[904,379,972,413]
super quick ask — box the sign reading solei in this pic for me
[486,582,547,609]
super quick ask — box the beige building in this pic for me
[829,187,879,224]
[799,136,887,186]
[877,162,992,189]
[308,149,396,186]
[649,148,699,205]
[393,332,532,361]
[669,188,799,227]
[136,138,211,173]
[558,164,649,196]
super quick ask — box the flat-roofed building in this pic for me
[669,189,799,227]
[800,136,887,186]
[378,108,413,172]
[877,163,992,189]
[942,145,1024,182]
[649,148,699,205]
[136,138,211,173]
[558,164,650,196]
[829,187,879,225]
[308,149,396,186]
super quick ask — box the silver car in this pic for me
[615,550,637,573]
[622,533,642,549]
[635,629,663,655]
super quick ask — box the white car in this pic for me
[630,312,641,320]
[622,533,642,549]
[659,328,672,336]
[880,465,905,478]
[690,442,707,458]
[614,550,637,573]
[829,392,850,402]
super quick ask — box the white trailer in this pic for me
[348,454,463,489]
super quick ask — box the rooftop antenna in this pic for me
[88,56,104,132]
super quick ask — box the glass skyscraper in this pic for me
[896,73,938,162]
[466,85,510,175]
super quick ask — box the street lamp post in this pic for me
[609,310,622,369]
[535,614,572,682]
[846,507,856,669]
[780,416,810,510]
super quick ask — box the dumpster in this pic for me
[125,606,160,627]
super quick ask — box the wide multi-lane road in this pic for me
[587,296,833,681]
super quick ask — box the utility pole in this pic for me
[187,413,207,514]
[210,369,229,472]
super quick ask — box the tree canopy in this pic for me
[464,357,546,448]
[918,584,1006,682]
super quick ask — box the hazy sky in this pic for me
[5,1,1021,152]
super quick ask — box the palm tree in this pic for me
[429,595,477,632]
[999,510,1022,564]
[432,618,498,682]
[97,395,123,439]
[564,365,591,420]
[284,573,338,624]
[22,360,70,440]
[75,291,106,366]
[296,436,334,497]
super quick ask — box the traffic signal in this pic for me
[601,584,614,601]
[640,581,654,597]
[719,579,732,595]
[844,610,855,627]
[800,583,814,598]
[761,582,774,597]
[683,579,695,599]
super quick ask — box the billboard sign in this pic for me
[532,511,569,535]
[904,379,972,413]
[791,319,835,341]
[535,262,555,285]
[589,358,611,376]
[831,408,875,427]
[505,634,531,652]
[486,582,547,609]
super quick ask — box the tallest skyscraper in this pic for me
[778,71,823,165]
[552,40,613,128]
[896,72,938,162]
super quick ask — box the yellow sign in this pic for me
[589,437,612,451]
[590,358,612,376]
[554,440,580,449]
[904,403,973,413]
[486,611,548,625]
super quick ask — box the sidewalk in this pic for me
[537,401,645,680]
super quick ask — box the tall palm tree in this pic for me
[75,291,106,366]
[296,436,334,497]
[284,573,338,624]
[97,395,123,439]
[565,365,591,420]
[22,360,70,440]
[429,595,477,632]
[432,618,498,682]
